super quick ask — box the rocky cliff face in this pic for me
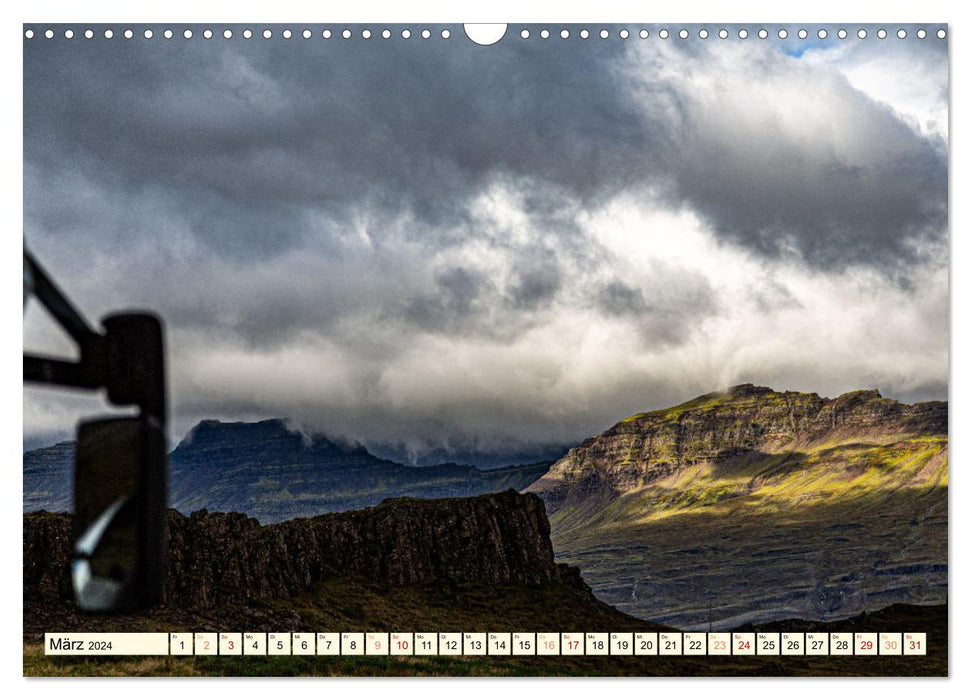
[24,490,581,610]
[524,385,948,629]
[528,384,947,512]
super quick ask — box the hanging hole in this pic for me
[464,24,506,45]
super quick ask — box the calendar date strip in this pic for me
[44,631,927,657]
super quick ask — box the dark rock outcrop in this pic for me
[24,490,582,610]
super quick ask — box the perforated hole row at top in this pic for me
[512,26,943,41]
[23,27,456,40]
[23,26,948,41]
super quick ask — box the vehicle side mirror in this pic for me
[72,417,167,612]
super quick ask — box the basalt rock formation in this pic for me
[24,490,583,611]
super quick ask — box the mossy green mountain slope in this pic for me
[526,384,947,629]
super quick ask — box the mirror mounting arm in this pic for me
[23,250,106,391]
[23,353,104,389]
[23,251,101,350]
[23,251,166,424]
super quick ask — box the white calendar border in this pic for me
[5,1,966,700]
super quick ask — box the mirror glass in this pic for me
[72,418,141,611]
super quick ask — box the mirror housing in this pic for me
[72,417,167,612]
[24,252,168,613]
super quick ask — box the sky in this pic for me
[22,23,949,466]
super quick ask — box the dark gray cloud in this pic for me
[25,27,947,277]
[596,280,647,317]
[404,265,496,335]
[24,31,650,259]
[600,264,719,347]
[22,26,949,463]
[508,265,561,310]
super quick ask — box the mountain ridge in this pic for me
[527,383,947,514]
[23,418,553,523]
[525,384,947,629]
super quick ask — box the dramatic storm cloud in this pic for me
[23,25,948,465]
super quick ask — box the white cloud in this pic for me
[799,39,949,142]
[22,29,949,462]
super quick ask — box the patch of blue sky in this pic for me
[782,38,834,58]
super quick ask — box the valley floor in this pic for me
[551,482,947,630]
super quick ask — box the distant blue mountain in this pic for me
[22,441,75,513]
[23,418,553,524]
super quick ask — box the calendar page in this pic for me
[22,19,948,678]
